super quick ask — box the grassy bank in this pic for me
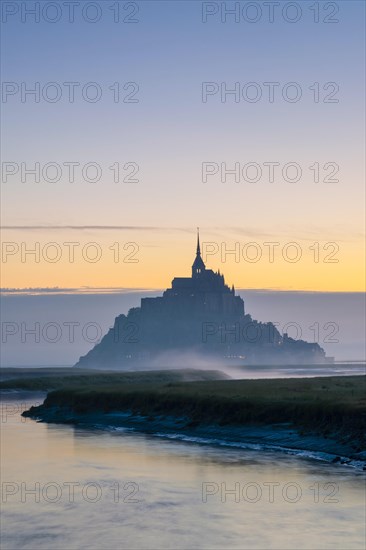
[0,368,228,391]
[23,375,366,448]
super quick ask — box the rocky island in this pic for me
[75,231,327,369]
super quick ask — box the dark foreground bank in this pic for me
[21,373,366,467]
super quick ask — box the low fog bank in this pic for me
[76,351,365,380]
[1,291,365,367]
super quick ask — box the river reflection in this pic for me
[1,393,365,549]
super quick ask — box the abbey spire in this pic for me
[192,227,206,277]
[196,227,201,256]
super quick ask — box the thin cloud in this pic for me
[0,287,162,296]
[1,225,183,231]
[1,225,364,243]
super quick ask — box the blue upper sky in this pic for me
[1,1,365,291]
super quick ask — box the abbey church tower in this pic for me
[192,228,206,278]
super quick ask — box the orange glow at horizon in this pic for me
[1,228,364,292]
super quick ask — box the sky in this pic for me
[1,0,365,293]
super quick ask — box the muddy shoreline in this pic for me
[23,403,366,470]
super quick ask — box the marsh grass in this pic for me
[22,374,366,446]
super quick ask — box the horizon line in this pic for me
[1,286,365,296]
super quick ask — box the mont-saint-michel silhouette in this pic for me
[75,230,327,369]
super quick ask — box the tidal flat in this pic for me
[8,369,364,467]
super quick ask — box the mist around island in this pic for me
[1,289,364,367]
